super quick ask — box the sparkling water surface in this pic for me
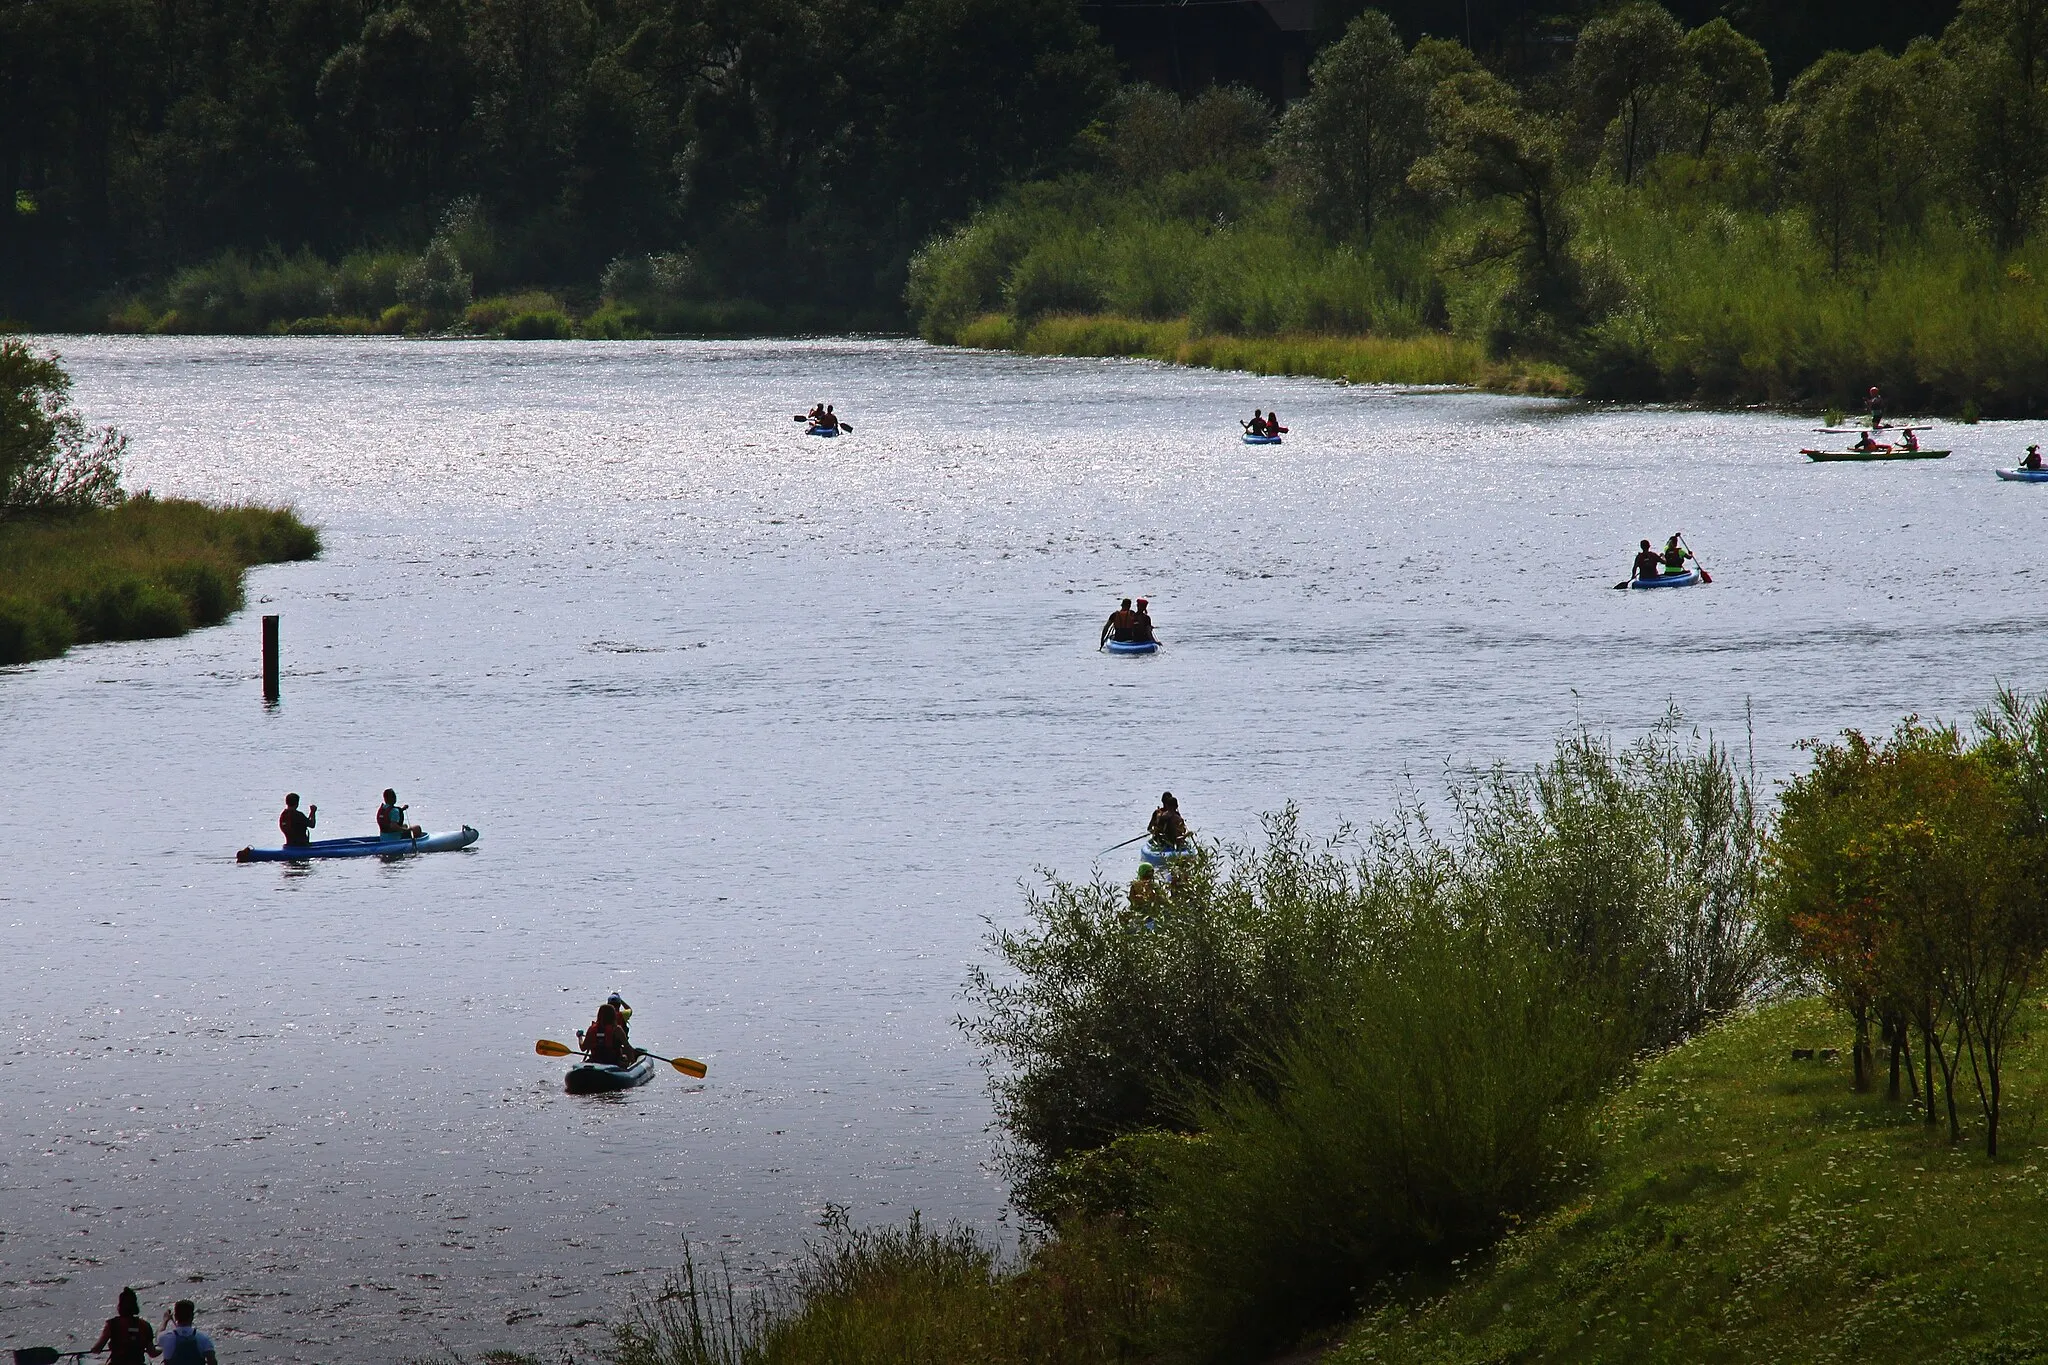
[3,336,2045,1361]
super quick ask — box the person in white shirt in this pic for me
[157,1301,217,1365]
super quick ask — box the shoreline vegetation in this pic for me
[951,312,1575,393]
[0,341,319,666]
[598,699,2048,1365]
[0,498,321,666]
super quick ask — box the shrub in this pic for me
[0,596,75,665]
[1,340,127,513]
[964,719,1772,1223]
[502,309,573,339]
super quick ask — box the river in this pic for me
[3,336,2044,1361]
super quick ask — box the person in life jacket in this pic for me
[1148,791,1189,850]
[1263,411,1287,437]
[279,793,317,847]
[1867,386,1885,428]
[1101,598,1143,646]
[1132,598,1157,644]
[607,992,633,1028]
[1632,539,1664,582]
[579,1002,635,1066]
[1661,535,1693,576]
[156,1301,216,1365]
[92,1287,158,1365]
[377,788,423,839]
[2025,444,2043,471]
[1244,408,1266,434]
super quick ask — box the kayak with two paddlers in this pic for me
[238,787,478,861]
[1617,533,1712,590]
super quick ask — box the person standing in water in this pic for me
[91,1288,158,1363]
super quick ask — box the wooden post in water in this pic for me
[262,614,280,701]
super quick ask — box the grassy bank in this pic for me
[0,497,319,665]
[1333,995,2048,1363]
[955,312,1573,392]
[611,996,2048,1365]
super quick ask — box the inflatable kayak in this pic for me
[565,1055,656,1094]
[1105,639,1159,655]
[1141,841,1195,867]
[806,425,841,438]
[1997,467,2048,481]
[1242,432,1283,445]
[237,826,480,862]
[1629,571,1701,589]
[1802,448,1949,461]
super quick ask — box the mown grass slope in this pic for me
[0,497,319,665]
[1333,996,2048,1365]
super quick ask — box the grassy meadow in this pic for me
[0,497,319,665]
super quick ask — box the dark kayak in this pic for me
[1105,639,1160,655]
[238,826,480,861]
[1803,448,1949,462]
[1996,467,2048,482]
[1141,841,1194,866]
[566,1055,656,1093]
[1629,570,1701,589]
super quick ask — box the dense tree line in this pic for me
[0,0,1114,323]
[909,0,2048,410]
[0,0,1975,330]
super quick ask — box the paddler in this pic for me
[278,793,317,848]
[377,788,423,839]
[1632,539,1664,583]
[1148,791,1189,850]
[2025,444,2043,471]
[1660,535,1693,577]
[1133,598,1157,644]
[1244,408,1266,434]
[1867,385,1885,428]
[1101,598,1143,647]
[579,1001,635,1066]
[1852,430,1885,453]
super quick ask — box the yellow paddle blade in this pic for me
[669,1056,708,1078]
[535,1039,575,1057]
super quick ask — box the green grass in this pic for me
[0,497,319,665]
[1329,996,2048,1364]
[956,312,1573,393]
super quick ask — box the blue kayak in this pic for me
[1997,467,2048,482]
[237,826,480,862]
[1242,432,1282,445]
[1629,571,1701,589]
[1105,639,1159,655]
[566,1055,656,1094]
[1141,841,1195,867]
[806,425,841,438]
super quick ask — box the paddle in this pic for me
[792,415,852,434]
[535,1038,708,1079]
[1678,531,1712,584]
[15,1349,87,1365]
[1097,832,1152,856]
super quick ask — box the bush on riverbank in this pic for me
[0,497,319,665]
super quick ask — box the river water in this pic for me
[3,336,2044,1361]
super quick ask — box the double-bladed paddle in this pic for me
[16,1348,88,1365]
[1097,832,1152,856]
[535,1038,708,1079]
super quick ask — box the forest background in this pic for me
[8,0,2048,410]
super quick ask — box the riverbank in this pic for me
[612,996,2048,1365]
[0,497,319,665]
[952,313,1575,393]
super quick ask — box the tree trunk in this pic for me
[1851,1004,1872,1092]
[1885,1015,1903,1101]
